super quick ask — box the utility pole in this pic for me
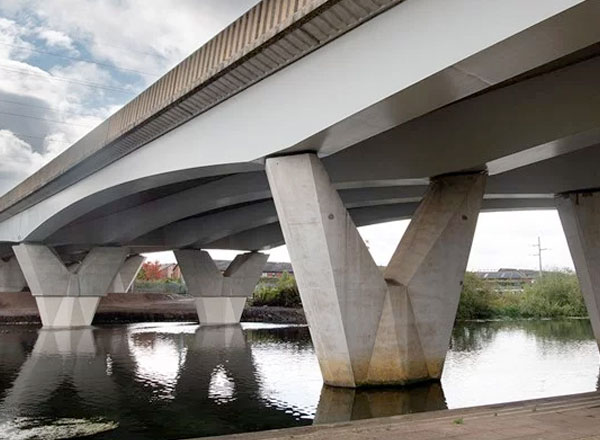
[531,236,549,278]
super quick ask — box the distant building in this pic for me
[159,263,181,280]
[474,268,539,292]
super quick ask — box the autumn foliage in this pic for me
[137,260,162,281]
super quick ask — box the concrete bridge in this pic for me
[1,0,600,388]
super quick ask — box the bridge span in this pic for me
[1,0,600,388]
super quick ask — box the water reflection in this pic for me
[0,328,119,438]
[314,382,447,424]
[0,319,598,439]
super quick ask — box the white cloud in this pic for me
[0,1,260,196]
[35,27,75,51]
[0,130,45,194]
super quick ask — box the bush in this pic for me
[251,272,301,307]
[456,272,497,320]
[456,270,586,321]
[519,271,586,318]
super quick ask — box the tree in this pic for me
[138,260,162,281]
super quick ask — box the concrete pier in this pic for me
[174,250,268,325]
[12,244,127,328]
[266,154,485,387]
[556,191,600,345]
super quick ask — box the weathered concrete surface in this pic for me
[12,245,127,327]
[110,255,145,293]
[370,172,486,384]
[556,192,600,345]
[0,256,26,292]
[266,154,484,387]
[199,391,600,440]
[175,250,268,325]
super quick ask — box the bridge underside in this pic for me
[0,0,599,385]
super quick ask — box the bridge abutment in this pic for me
[556,192,600,345]
[12,244,127,328]
[174,250,267,325]
[266,153,485,388]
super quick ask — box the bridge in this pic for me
[1,0,600,388]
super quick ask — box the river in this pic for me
[0,319,598,439]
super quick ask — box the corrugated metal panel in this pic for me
[0,0,403,218]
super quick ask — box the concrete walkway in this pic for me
[202,392,600,440]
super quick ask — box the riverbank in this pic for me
[0,292,306,325]
[201,391,600,440]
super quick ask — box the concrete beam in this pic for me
[0,256,26,292]
[174,250,268,325]
[12,244,127,327]
[266,154,484,387]
[110,255,145,293]
[556,192,600,345]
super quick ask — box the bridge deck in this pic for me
[202,391,600,440]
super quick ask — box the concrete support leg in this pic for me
[12,244,128,328]
[174,250,268,325]
[266,154,485,387]
[556,192,600,344]
[110,255,145,293]
[0,256,27,292]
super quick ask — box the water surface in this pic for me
[0,319,598,439]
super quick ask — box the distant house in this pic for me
[474,268,538,292]
[159,263,181,280]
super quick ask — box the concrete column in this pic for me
[174,250,268,325]
[0,256,27,292]
[12,244,127,328]
[110,255,145,293]
[266,153,485,387]
[556,192,600,344]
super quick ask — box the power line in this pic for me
[0,65,134,94]
[0,42,161,77]
[0,110,94,127]
[0,98,96,118]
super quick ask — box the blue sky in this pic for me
[0,0,574,271]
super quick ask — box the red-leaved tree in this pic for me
[138,260,162,281]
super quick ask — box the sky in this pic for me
[0,1,575,272]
